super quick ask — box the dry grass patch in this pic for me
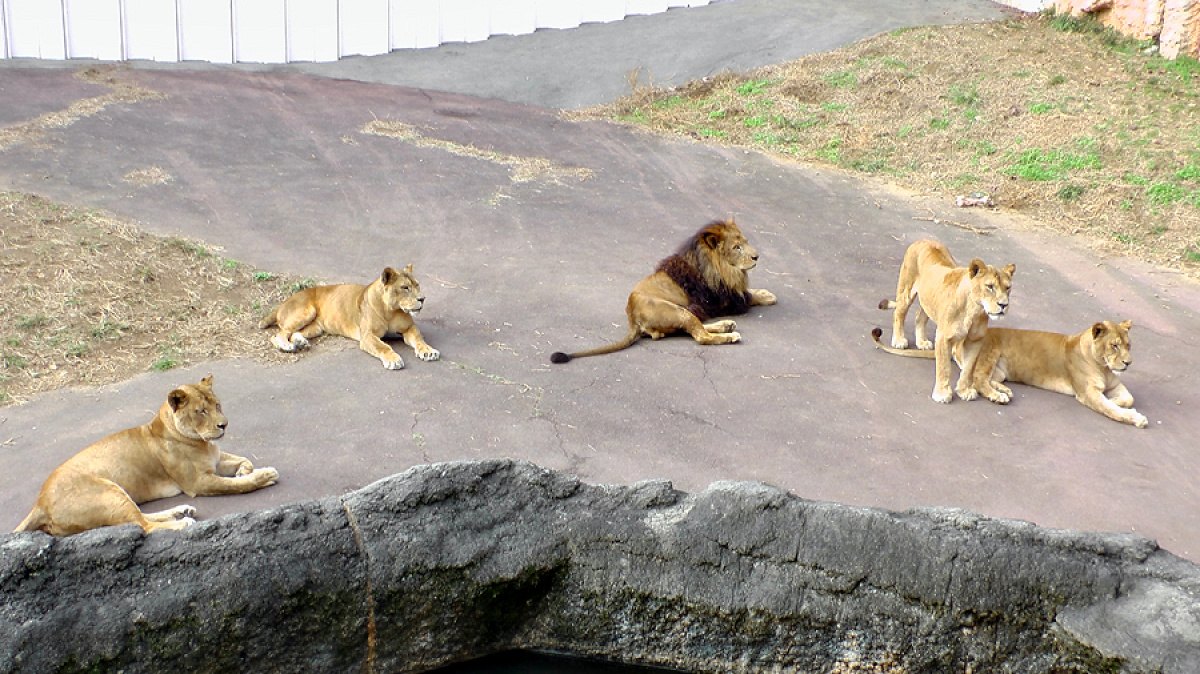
[361,119,594,184]
[0,192,326,406]
[587,13,1200,277]
[0,66,166,152]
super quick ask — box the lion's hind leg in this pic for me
[638,298,740,345]
[271,304,321,352]
[44,477,193,535]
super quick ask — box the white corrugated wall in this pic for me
[0,0,713,63]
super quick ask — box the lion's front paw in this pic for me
[932,387,953,404]
[751,289,777,306]
[381,353,406,370]
[1130,411,1148,428]
[956,386,979,402]
[253,467,279,487]
[916,339,934,350]
[176,517,197,528]
[272,334,298,352]
[704,320,737,334]
[171,505,197,520]
[987,390,1012,404]
[416,346,440,362]
[1111,393,1135,408]
[727,331,742,343]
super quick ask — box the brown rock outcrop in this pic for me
[1054,0,1200,58]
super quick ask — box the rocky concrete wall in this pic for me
[1054,0,1200,58]
[2,459,1198,673]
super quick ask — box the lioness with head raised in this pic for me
[550,219,776,363]
[14,376,278,536]
[259,264,439,370]
[880,239,1014,403]
[870,320,1146,427]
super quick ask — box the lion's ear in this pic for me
[1003,263,1015,276]
[381,267,398,284]
[1120,319,1133,331]
[968,259,985,277]
[199,374,213,388]
[1091,323,1107,340]
[700,230,724,251]
[403,263,414,275]
[168,389,189,412]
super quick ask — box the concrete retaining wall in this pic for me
[2,459,1198,673]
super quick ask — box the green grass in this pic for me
[1057,183,1087,202]
[949,84,981,107]
[1006,140,1102,181]
[166,237,210,259]
[822,70,857,89]
[253,271,274,282]
[4,353,29,369]
[1146,182,1189,205]
[15,314,49,330]
[282,278,318,295]
[89,320,129,340]
[735,79,772,95]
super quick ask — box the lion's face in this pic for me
[1092,320,1134,373]
[167,375,227,441]
[379,265,425,314]
[968,260,1015,320]
[718,227,759,272]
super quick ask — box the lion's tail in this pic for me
[257,308,279,330]
[550,327,641,364]
[878,299,897,310]
[14,506,47,533]
[870,327,935,359]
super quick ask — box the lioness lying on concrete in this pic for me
[14,376,278,536]
[879,239,1014,403]
[871,320,1147,428]
[259,264,439,370]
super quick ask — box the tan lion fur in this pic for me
[879,239,1015,403]
[871,320,1146,428]
[550,219,776,363]
[259,264,439,370]
[14,376,278,536]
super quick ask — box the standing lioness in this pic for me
[880,239,1014,403]
[14,376,278,536]
[259,264,439,370]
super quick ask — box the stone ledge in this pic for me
[2,459,1198,673]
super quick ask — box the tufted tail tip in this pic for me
[550,352,572,364]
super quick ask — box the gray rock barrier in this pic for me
[2,459,1198,673]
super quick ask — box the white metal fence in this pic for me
[1,0,712,64]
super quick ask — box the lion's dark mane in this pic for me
[656,232,751,321]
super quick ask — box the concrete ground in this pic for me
[4,0,1200,563]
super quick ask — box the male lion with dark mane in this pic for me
[550,219,776,363]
